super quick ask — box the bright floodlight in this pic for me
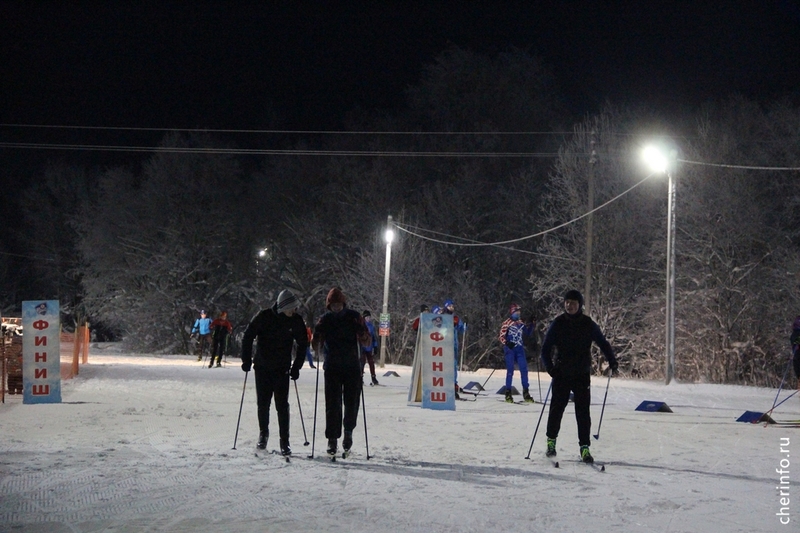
[258,249,267,258]
[384,228,395,243]
[643,146,668,174]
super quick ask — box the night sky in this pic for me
[1,1,800,169]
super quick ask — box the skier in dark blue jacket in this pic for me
[361,310,379,386]
[540,290,618,464]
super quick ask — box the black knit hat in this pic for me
[564,289,584,307]
[362,310,371,317]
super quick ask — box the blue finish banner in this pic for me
[22,300,61,404]
[420,312,455,411]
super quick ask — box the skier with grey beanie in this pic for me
[241,289,308,456]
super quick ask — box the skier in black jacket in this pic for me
[312,287,372,457]
[540,289,618,463]
[241,289,308,456]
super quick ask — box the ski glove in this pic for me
[504,341,516,349]
[547,366,560,379]
[289,366,300,381]
[241,361,252,372]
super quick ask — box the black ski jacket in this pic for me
[241,304,308,372]
[540,311,616,379]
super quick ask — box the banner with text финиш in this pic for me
[418,312,455,411]
[22,300,61,404]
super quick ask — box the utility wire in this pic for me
[678,158,800,171]
[0,142,561,158]
[397,223,661,274]
[393,172,658,247]
[0,123,575,136]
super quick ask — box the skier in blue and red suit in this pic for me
[498,303,535,403]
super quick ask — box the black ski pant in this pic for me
[210,334,228,365]
[254,366,291,441]
[196,333,212,358]
[324,365,362,440]
[546,373,592,447]
[360,349,377,379]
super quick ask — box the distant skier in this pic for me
[540,290,618,464]
[240,289,308,456]
[191,310,212,361]
[792,315,800,386]
[498,303,535,403]
[361,310,379,386]
[208,311,233,368]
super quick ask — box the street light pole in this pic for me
[379,215,394,369]
[584,133,597,315]
[643,145,677,385]
[665,170,676,385]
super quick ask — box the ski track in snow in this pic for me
[0,350,796,532]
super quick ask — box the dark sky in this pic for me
[1,1,800,164]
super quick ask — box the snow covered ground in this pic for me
[1,344,798,532]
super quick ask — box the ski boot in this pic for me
[505,389,514,403]
[257,431,268,450]
[580,445,594,463]
[343,431,353,452]
[280,438,291,456]
[455,384,461,400]
[215,362,222,368]
[546,438,557,457]
[371,375,379,386]
[326,439,338,457]
[523,388,535,403]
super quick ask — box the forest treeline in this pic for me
[4,46,799,386]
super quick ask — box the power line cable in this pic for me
[0,123,577,136]
[0,141,562,158]
[677,158,800,171]
[393,172,658,247]
[397,223,661,273]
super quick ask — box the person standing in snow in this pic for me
[498,303,535,403]
[240,289,308,456]
[361,310,379,386]
[305,326,316,369]
[411,304,430,333]
[191,310,212,361]
[442,299,465,399]
[208,311,233,368]
[791,315,800,386]
[540,290,618,463]
[312,287,372,457]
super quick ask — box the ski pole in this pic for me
[294,379,309,446]
[525,382,552,459]
[232,370,248,450]
[308,347,321,459]
[536,354,542,402]
[361,379,371,460]
[762,389,800,423]
[593,372,612,440]
[770,353,795,414]
[478,367,496,391]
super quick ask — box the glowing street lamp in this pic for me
[379,216,394,368]
[643,145,676,384]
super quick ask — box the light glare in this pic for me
[643,145,668,174]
